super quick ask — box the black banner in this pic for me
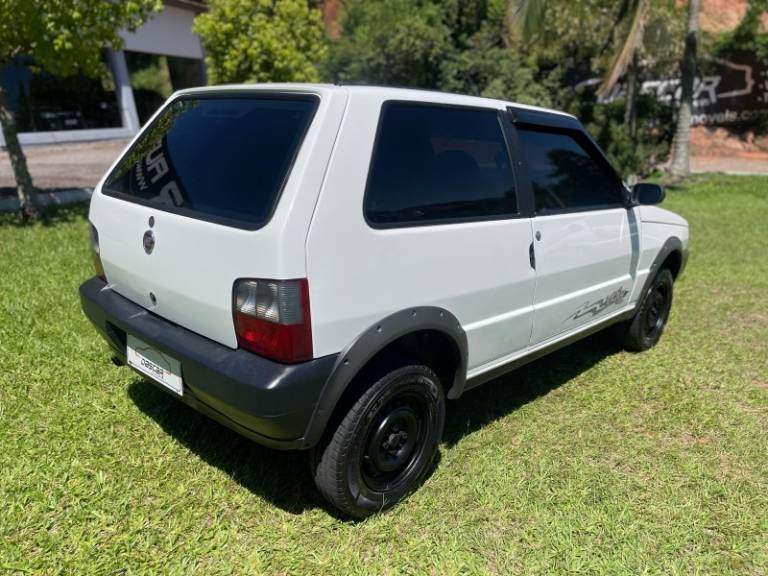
[597,53,768,127]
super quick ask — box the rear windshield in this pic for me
[103,95,318,229]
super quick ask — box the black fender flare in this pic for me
[301,306,468,448]
[636,236,686,305]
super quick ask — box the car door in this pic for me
[513,119,636,346]
[307,98,536,370]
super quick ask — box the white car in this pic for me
[81,84,689,517]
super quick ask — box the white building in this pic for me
[0,0,207,147]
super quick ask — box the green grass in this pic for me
[1,174,766,575]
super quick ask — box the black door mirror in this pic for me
[631,183,665,206]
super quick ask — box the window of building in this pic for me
[125,51,204,125]
[516,127,624,214]
[364,102,517,227]
[0,56,121,133]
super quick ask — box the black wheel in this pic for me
[311,364,445,518]
[619,268,674,352]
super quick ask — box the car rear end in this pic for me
[80,84,347,448]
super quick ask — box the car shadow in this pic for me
[127,330,622,516]
[127,379,333,516]
[442,331,623,446]
[0,198,89,227]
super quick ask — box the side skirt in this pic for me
[464,307,636,390]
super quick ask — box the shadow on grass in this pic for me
[443,331,622,446]
[127,379,332,516]
[0,198,89,227]
[128,330,621,516]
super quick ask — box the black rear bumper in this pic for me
[79,277,338,449]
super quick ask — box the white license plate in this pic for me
[127,334,183,396]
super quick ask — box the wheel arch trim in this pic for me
[302,307,468,447]
[638,236,685,301]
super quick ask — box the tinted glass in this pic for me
[517,128,623,213]
[0,55,121,132]
[365,103,517,226]
[103,96,317,228]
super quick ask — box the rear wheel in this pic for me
[619,268,674,351]
[311,364,445,518]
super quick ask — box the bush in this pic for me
[562,90,674,179]
[194,0,327,84]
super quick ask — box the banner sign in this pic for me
[598,53,768,127]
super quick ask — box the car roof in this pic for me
[174,83,576,120]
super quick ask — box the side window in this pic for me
[364,102,517,226]
[516,127,624,214]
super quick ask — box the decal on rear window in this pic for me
[103,95,318,229]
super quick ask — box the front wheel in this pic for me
[618,267,674,351]
[311,364,445,518]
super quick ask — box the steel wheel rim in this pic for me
[643,284,670,339]
[361,392,428,492]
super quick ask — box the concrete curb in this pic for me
[691,169,768,176]
[0,188,92,213]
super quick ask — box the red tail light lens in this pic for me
[233,278,312,363]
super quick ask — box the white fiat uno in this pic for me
[81,84,689,517]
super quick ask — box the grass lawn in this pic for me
[1,174,766,575]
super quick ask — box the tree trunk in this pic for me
[624,52,639,139]
[669,0,700,179]
[0,83,37,220]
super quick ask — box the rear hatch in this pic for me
[90,92,320,348]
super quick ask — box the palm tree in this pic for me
[509,0,648,123]
[669,0,701,178]
[511,0,702,178]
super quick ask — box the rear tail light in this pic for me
[233,278,312,363]
[89,222,106,279]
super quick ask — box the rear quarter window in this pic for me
[364,102,517,227]
[103,95,318,229]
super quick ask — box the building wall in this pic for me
[0,1,206,148]
[121,5,204,60]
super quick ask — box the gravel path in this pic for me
[690,153,768,175]
[0,139,128,191]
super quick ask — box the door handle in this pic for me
[529,242,536,270]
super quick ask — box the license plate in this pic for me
[127,334,183,396]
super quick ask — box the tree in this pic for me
[193,0,327,85]
[326,0,551,103]
[325,0,451,88]
[509,0,648,115]
[508,0,686,176]
[0,0,161,220]
[668,0,701,178]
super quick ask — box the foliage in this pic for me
[439,0,559,105]
[325,0,452,88]
[712,0,768,60]
[326,0,554,104]
[509,0,648,96]
[0,0,161,73]
[2,176,768,573]
[193,0,328,84]
[565,91,674,177]
[128,54,173,99]
[0,0,161,221]
[326,0,687,176]
[440,47,556,106]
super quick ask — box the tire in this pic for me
[311,364,445,518]
[618,268,674,352]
